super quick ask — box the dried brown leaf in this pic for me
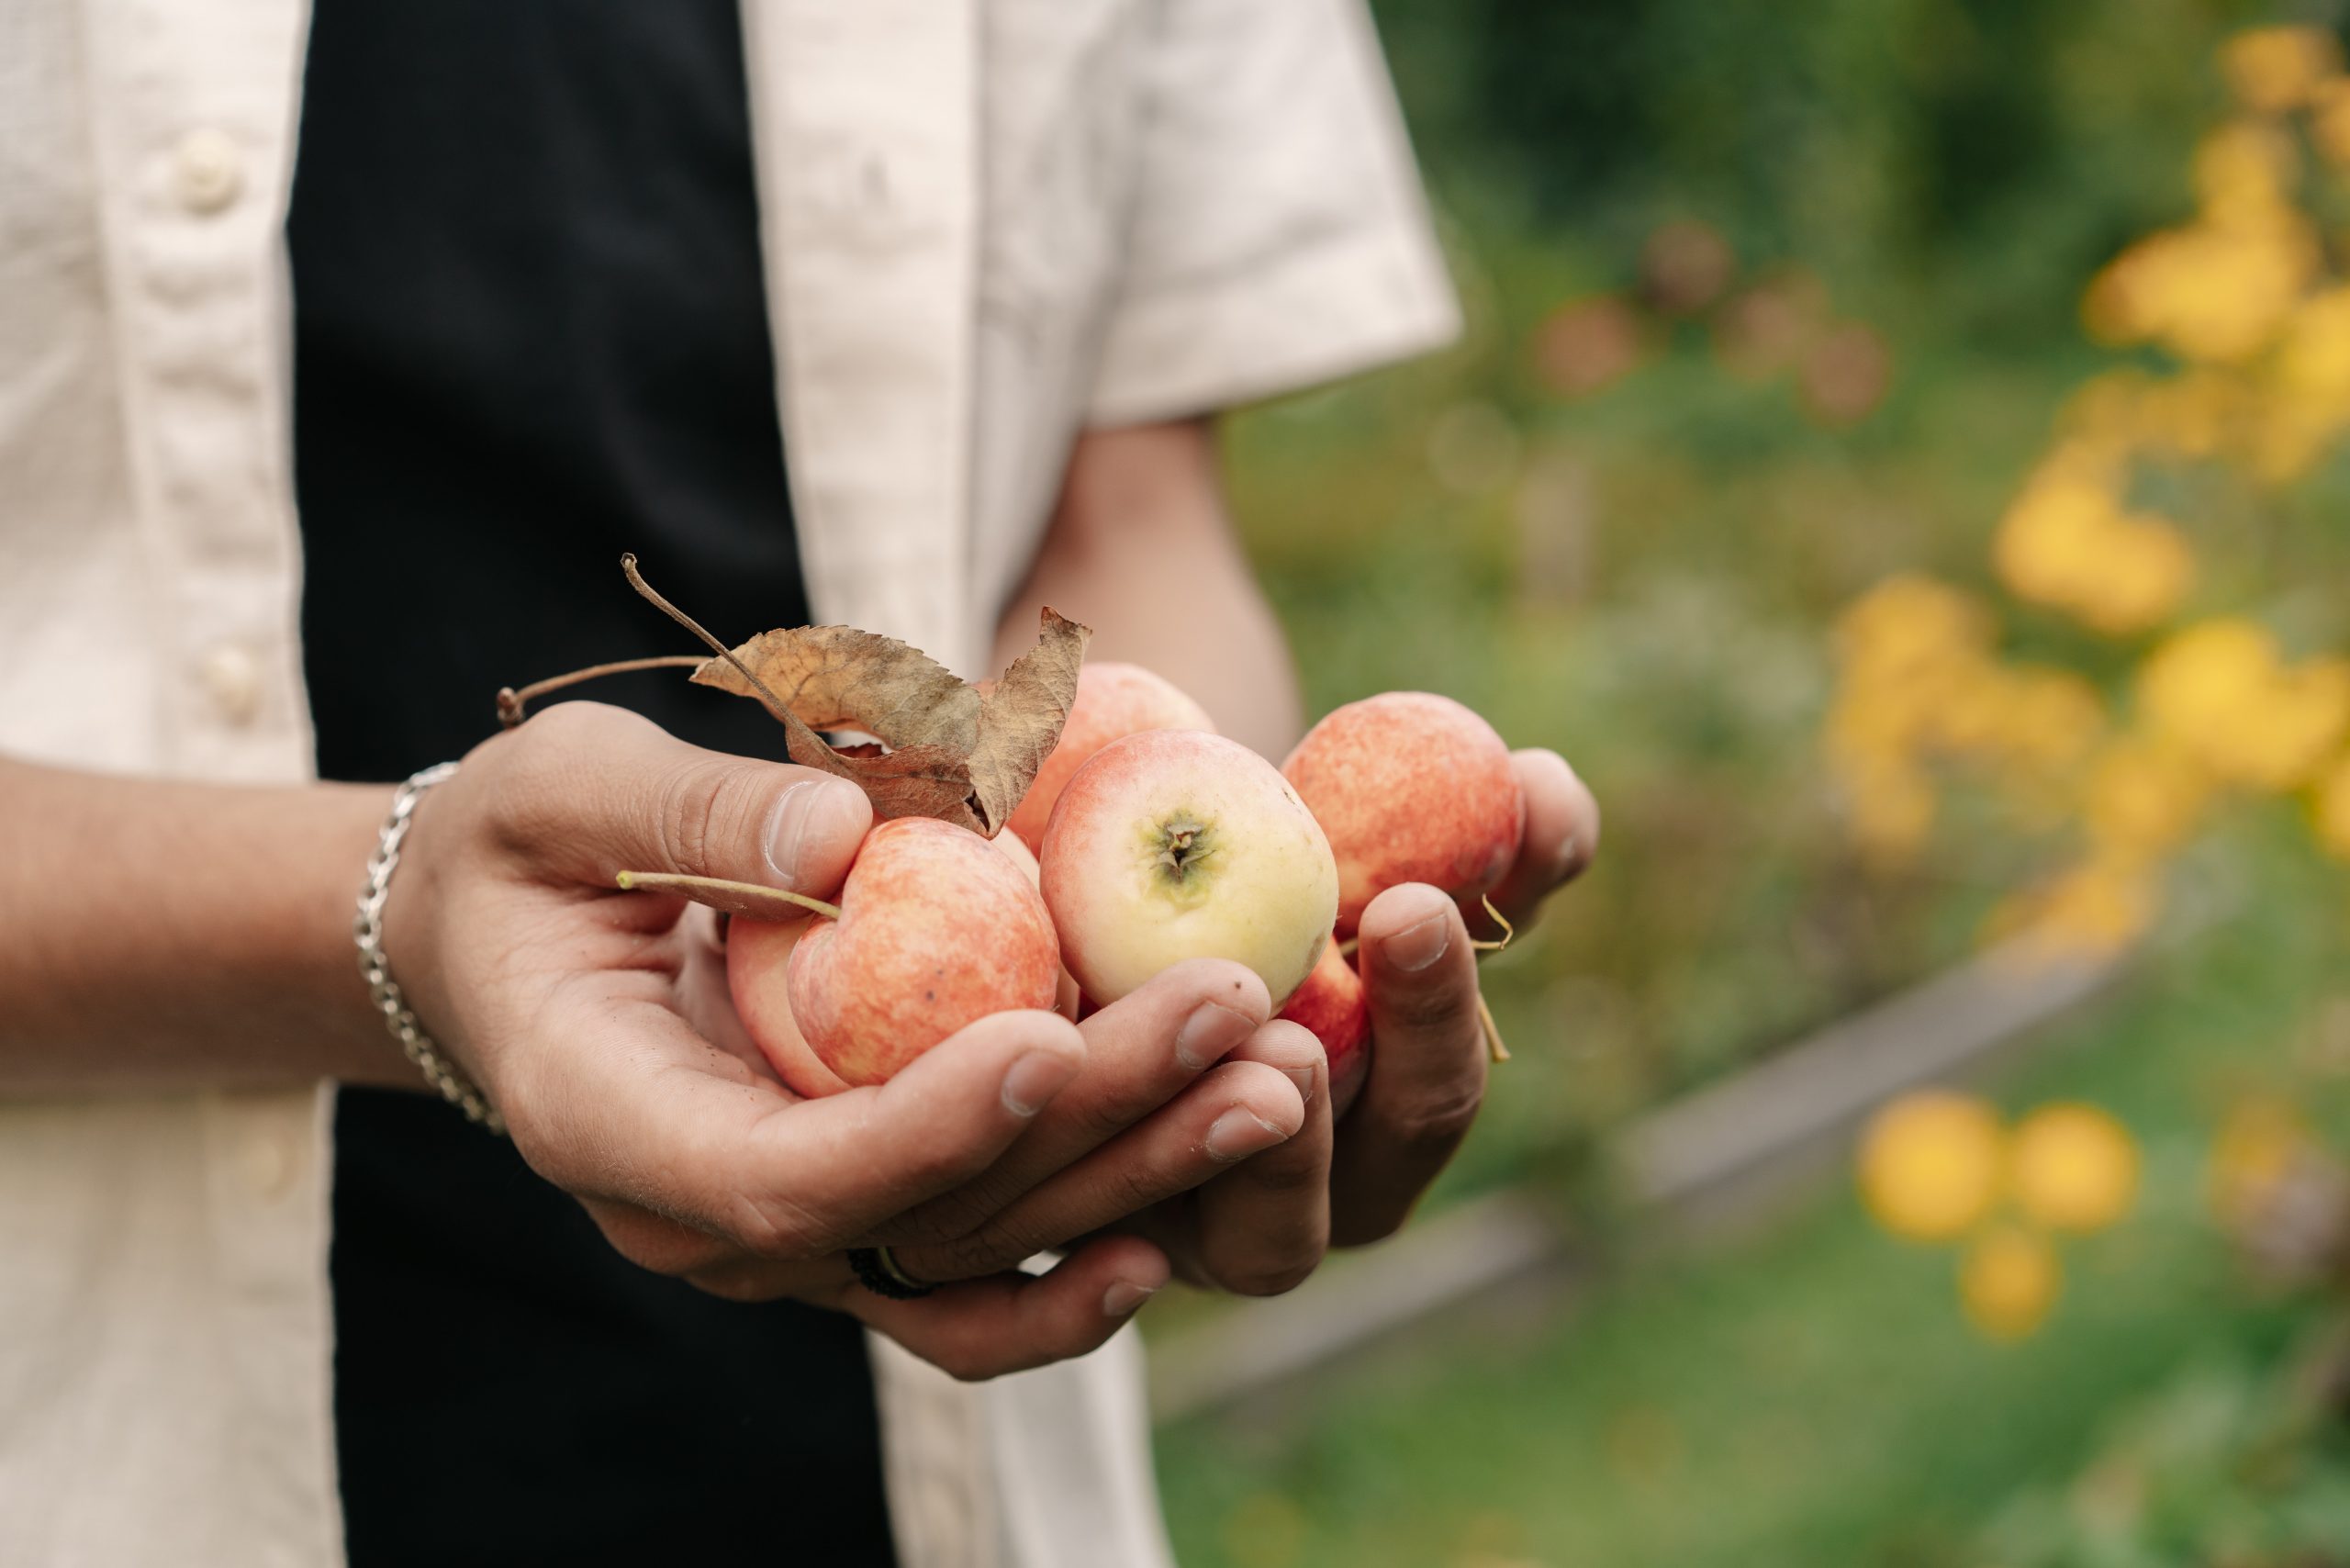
[968,609,1091,834]
[687,608,1091,834]
[690,626,979,748]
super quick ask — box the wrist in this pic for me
[352,763,502,1127]
[0,762,406,1092]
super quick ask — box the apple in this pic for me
[727,816,1061,1090]
[1281,691,1525,936]
[1040,729,1338,1008]
[1277,937,1371,1115]
[1006,661,1215,852]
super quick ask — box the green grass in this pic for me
[1154,838,2350,1568]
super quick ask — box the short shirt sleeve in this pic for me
[1084,0,1463,428]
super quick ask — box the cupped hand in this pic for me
[1030,748,1600,1299]
[379,701,1304,1381]
[836,744,1593,1306]
[1113,747,1602,1294]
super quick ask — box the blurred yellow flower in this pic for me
[2139,616,2275,727]
[1834,573,1992,675]
[2082,204,2316,364]
[1959,1226,2062,1341]
[2083,521,2197,636]
[2275,288,2350,402]
[2139,620,2350,791]
[1831,24,2350,940]
[2257,287,2350,478]
[2008,1103,2140,1233]
[2314,753,2350,858]
[1992,472,2193,634]
[2220,26,2342,114]
[1858,1091,2005,1242]
[2192,120,2299,222]
[1828,576,2012,863]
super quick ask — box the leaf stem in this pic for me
[1470,896,1516,954]
[621,553,801,729]
[614,870,843,922]
[1476,994,1512,1063]
[496,656,711,728]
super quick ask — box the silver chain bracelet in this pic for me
[353,761,506,1135]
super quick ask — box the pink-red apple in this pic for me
[727,817,1060,1090]
[1007,661,1215,852]
[1281,692,1524,936]
[1277,937,1371,1116]
[1040,729,1338,1008]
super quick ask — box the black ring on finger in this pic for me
[847,1245,936,1300]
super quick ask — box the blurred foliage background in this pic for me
[1154,4,2350,1565]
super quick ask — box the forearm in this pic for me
[0,756,411,1093]
[993,420,1304,758]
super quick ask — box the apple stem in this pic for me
[620,553,804,731]
[615,870,843,923]
[1476,993,1512,1064]
[495,655,711,728]
[1469,896,1515,954]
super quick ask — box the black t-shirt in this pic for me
[287,2,897,1562]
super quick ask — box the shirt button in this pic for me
[172,128,244,215]
[240,1127,299,1200]
[198,641,263,726]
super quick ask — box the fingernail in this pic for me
[765,778,865,891]
[1175,1002,1255,1071]
[1385,911,1451,972]
[1205,1107,1290,1161]
[1551,834,1585,883]
[1102,1280,1158,1317]
[1001,1052,1075,1117]
[1283,1066,1318,1103]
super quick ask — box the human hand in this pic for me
[1100,747,1602,1293]
[379,701,1304,1379]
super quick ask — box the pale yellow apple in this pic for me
[1039,729,1338,1008]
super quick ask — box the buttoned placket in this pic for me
[78,5,346,1566]
[95,0,316,787]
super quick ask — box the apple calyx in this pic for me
[613,870,842,923]
[1151,815,1214,883]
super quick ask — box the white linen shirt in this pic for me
[0,1,1459,1563]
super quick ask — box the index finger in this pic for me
[509,979,1086,1259]
[1328,884,1484,1248]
